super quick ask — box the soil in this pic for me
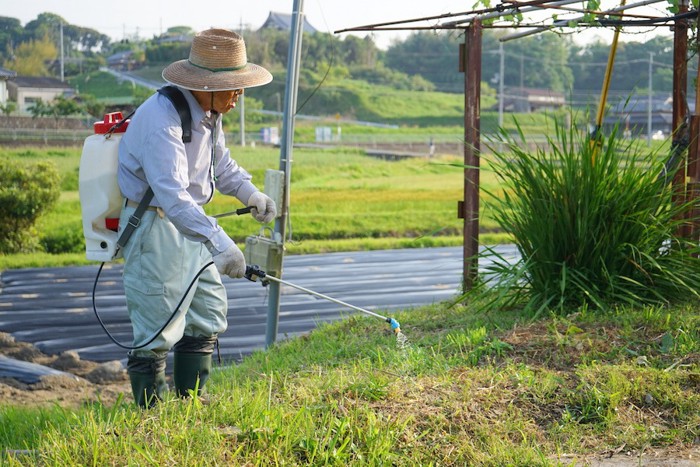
[0,332,131,408]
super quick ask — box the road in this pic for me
[0,246,518,366]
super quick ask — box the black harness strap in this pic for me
[114,86,193,254]
[116,187,154,252]
[158,85,192,143]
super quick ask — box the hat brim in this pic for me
[162,60,272,91]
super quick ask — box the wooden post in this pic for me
[671,0,689,237]
[688,116,700,244]
[458,20,482,291]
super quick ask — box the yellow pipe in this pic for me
[592,0,627,161]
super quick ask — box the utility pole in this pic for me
[239,95,245,147]
[498,41,504,127]
[266,0,304,347]
[647,52,653,146]
[60,21,64,82]
[239,18,245,147]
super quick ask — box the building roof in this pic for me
[107,50,136,66]
[0,67,16,79]
[609,95,671,113]
[259,11,318,33]
[9,76,73,90]
[509,87,565,98]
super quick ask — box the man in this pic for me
[117,28,276,407]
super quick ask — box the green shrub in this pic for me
[40,225,84,254]
[473,120,700,313]
[61,167,79,191]
[0,159,61,253]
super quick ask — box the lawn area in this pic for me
[0,144,509,269]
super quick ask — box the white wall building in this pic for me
[7,76,74,115]
[0,67,17,106]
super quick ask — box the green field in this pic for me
[0,144,510,269]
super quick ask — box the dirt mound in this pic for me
[0,332,131,408]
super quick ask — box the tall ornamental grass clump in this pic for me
[477,121,700,314]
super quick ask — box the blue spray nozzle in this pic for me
[388,318,401,331]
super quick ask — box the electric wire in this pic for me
[91,258,215,350]
[293,2,335,116]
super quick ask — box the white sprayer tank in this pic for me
[79,112,129,262]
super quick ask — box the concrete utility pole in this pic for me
[647,52,653,146]
[60,22,64,82]
[498,41,504,128]
[239,95,245,147]
[239,18,245,147]
[266,0,305,347]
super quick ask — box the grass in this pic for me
[1,301,697,464]
[472,122,700,314]
[0,145,509,270]
[1,129,696,463]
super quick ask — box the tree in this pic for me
[28,98,50,118]
[385,31,465,93]
[568,36,674,108]
[0,101,16,115]
[3,34,57,75]
[51,95,82,117]
[78,94,104,118]
[164,26,195,37]
[0,16,22,63]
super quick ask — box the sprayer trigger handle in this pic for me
[244,265,267,282]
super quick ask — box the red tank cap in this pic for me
[94,112,129,134]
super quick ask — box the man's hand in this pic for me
[212,244,246,279]
[247,192,277,223]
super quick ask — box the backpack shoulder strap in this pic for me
[157,85,192,143]
[115,87,192,256]
[115,187,153,255]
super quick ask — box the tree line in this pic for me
[0,12,682,103]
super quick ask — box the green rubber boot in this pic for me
[127,355,168,408]
[173,352,212,398]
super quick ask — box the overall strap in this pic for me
[116,187,154,253]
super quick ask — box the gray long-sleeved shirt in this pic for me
[117,86,258,254]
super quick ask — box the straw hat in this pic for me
[162,28,272,91]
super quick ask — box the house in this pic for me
[6,76,75,115]
[504,87,566,112]
[106,50,137,71]
[0,67,17,105]
[602,95,681,136]
[258,11,318,33]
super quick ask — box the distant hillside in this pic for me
[74,66,499,129]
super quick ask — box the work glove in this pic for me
[247,192,277,224]
[212,244,246,279]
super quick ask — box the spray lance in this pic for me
[215,211,402,335]
[91,204,400,351]
[243,264,402,335]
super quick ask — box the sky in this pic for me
[3,0,674,49]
